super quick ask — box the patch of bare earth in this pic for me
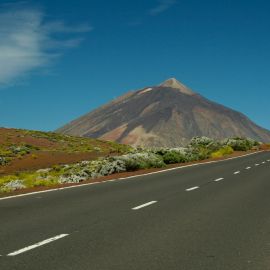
[0,151,113,176]
[0,128,59,148]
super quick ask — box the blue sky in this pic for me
[1,0,270,131]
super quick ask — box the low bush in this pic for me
[0,157,8,166]
[189,136,215,147]
[211,146,234,158]
[116,153,165,171]
[225,138,258,151]
[0,179,26,192]
[0,149,13,157]
[32,178,58,187]
[97,159,126,176]
[162,151,188,164]
[0,136,261,193]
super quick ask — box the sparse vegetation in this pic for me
[224,137,259,151]
[0,135,263,194]
[0,127,132,174]
[211,146,234,158]
[162,151,188,164]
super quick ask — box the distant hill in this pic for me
[57,78,270,147]
[0,127,130,175]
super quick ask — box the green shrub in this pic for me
[162,151,187,164]
[32,178,58,187]
[211,146,234,158]
[225,138,258,151]
[197,148,211,160]
[52,165,61,172]
[189,136,215,147]
[0,157,8,165]
[117,152,165,171]
[0,135,261,194]
[124,159,142,170]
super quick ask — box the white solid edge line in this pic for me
[234,171,240,174]
[214,178,224,182]
[0,150,266,201]
[132,201,157,210]
[186,186,199,191]
[7,234,69,256]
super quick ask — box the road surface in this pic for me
[1,151,270,270]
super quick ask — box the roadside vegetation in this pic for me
[0,127,132,175]
[0,128,130,160]
[0,136,263,194]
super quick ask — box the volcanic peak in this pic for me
[159,78,195,95]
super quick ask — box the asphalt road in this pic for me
[1,151,270,270]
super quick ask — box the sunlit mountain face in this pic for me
[57,78,270,147]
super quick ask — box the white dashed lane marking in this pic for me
[186,186,199,192]
[246,167,251,170]
[255,164,260,166]
[132,201,157,210]
[234,171,240,175]
[214,178,224,182]
[7,234,69,256]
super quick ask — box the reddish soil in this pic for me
[0,151,107,176]
[0,127,123,175]
[0,128,59,149]
[259,144,270,151]
[1,149,267,198]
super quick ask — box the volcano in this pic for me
[57,78,270,147]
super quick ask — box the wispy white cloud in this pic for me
[150,0,176,16]
[0,3,92,86]
[127,0,177,27]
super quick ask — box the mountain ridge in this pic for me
[57,79,270,147]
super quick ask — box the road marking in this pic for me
[214,178,224,182]
[132,201,157,210]
[186,186,199,191]
[7,234,69,256]
[262,161,265,164]
[246,167,251,170]
[267,160,270,162]
[234,171,240,175]
[255,163,260,166]
[0,151,265,201]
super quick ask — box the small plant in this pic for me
[0,179,26,192]
[0,157,8,166]
[52,165,61,172]
[211,146,234,158]
[31,154,38,159]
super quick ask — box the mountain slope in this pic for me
[0,127,131,175]
[57,78,270,147]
